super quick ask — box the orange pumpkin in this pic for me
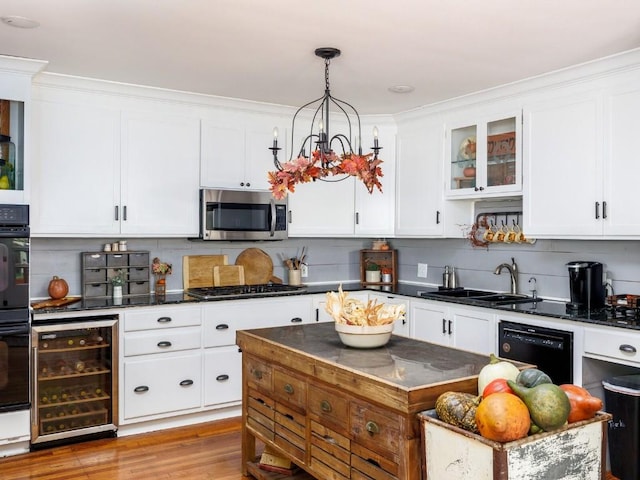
[48,276,69,300]
[475,392,530,442]
[559,384,603,423]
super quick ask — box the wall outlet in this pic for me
[417,263,428,278]
[301,263,309,278]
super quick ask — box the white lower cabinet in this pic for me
[583,325,640,367]
[123,353,202,420]
[203,346,242,407]
[411,299,495,354]
[368,292,411,337]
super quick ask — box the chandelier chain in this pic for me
[325,58,331,91]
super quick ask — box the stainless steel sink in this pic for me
[420,288,542,306]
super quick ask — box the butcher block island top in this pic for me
[236,322,507,480]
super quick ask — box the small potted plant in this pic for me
[365,262,381,284]
[110,269,126,301]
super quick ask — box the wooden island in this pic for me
[236,322,498,480]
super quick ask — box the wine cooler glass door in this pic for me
[31,316,118,446]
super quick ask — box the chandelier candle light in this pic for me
[268,47,384,199]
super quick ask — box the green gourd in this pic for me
[507,380,571,432]
[516,368,553,388]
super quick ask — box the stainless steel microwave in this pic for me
[199,189,288,240]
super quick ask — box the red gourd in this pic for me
[48,276,69,300]
[559,384,603,423]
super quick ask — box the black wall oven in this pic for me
[0,204,30,413]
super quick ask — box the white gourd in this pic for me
[477,354,520,395]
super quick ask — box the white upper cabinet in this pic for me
[524,71,640,238]
[200,113,288,191]
[0,56,47,205]
[395,120,445,236]
[445,112,522,199]
[120,110,200,236]
[30,80,200,237]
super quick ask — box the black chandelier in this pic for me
[267,48,384,199]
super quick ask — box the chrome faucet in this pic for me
[494,257,519,294]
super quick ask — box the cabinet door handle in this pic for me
[619,344,637,354]
[365,421,380,435]
[603,201,607,219]
[290,317,302,323]
[442,318,446,334]
[157,341,172,348]
[157,316,172,323]
[595,201,600,219]
[288,210,292,224]
[448,320,452,335]
[179,379,194,387]
[320,400,332,412]
[246,182,250,187]
[240,182,245,187]
[283,383,294,394]
[115,205,119,221]
[315,308,319,322]
[216,374,230,382]
[355,212,360,225]
[134,385,149,393]
[123,205,127,221]
[216,324,229,330]
[436,210,441,224]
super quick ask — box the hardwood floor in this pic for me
[0,417,620,479]
[0,417,251,480]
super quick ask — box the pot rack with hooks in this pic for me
[468,210,536,248]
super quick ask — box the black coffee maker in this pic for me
[566,261,605,312]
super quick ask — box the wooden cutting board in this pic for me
[31,297,82,310]
[213,265,245,287]
[235,248,274,285]
[183,255,229,289]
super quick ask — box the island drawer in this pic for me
[351,442,399,480]
[308,382,349,431]
[310,420,350,480]
[246,388,275,441]
[273,368,306,411]
[244,355,273,393]
[351,400,402,459]
[584,326,640,365]
[274,402,306,463]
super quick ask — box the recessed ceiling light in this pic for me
[388,85,415,94]
[1,16,40,29]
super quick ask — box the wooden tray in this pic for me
[31,297,82,310]
[182,255,229,289]
[213,265,245,287]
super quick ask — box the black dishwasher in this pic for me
[498,321,573,385]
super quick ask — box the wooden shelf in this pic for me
[359,249,397,288]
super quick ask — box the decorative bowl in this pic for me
[335,322,394,349]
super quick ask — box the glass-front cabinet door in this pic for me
[446,113,522,198]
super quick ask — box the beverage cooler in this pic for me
[30,315,118,447]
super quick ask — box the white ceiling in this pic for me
[1,0,640,114]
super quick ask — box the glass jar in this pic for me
[0,135,15,190]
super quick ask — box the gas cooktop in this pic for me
[186,284,306,300]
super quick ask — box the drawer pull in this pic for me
[216,324,229,330]
[290,317,302,323]
[323,435,337,445]
[619,344,637,354]
[284,383,294,394]
[179,379,194,387]
[320,400,332,412]
[157,341,172,348]
[365,421,379,435]
[253,370,263,380]
[216,374,229,382]
[366,458,381,468]
[134,385,149,393]
[157,316,172,323]
[284,413,294,421]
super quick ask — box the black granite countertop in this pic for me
[30,282,640,332]
[240,322,491,388]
